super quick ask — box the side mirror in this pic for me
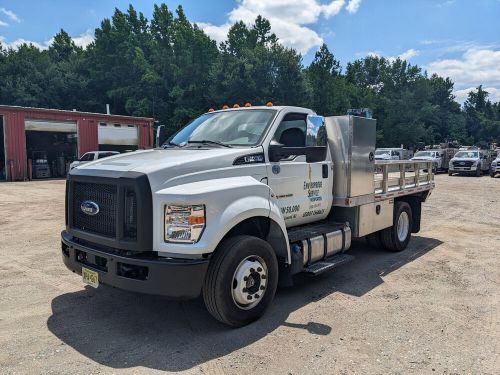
[268,140,326,163]
[268,140,309,162]
[268,141,286,162]
[156,125,167,147]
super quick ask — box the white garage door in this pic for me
[25,119,77,133]
[98,123,138,145]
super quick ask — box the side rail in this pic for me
[374,160,434,198]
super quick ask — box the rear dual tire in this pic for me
[366,201,413,252]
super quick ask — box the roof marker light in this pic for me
[208,108,215,112]
[244,102,251,107]
[266,102,273,107]
[222,105,229,109]
[233,104,240,108]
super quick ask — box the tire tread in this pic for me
[380,201,412,252]
[203,236,246,325]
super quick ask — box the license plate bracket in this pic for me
[82,267,99,288]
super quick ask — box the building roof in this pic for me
[0,104,154,122]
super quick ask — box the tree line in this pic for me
[0,4,498,147]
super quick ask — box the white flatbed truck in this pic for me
[62,106,434,326]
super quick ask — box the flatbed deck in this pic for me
[374,160,434,201]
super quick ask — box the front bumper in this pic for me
[449,165,479,173]
[61,231,209,299]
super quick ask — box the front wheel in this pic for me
[476,167,482,177]
[380,201,413,252]
[203,235,278,327]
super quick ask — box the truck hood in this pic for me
[450,157,479,162]
[77,148,255,173]
[73,147,264,190]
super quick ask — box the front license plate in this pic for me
[82,267,99,288]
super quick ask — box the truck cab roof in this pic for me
[208,106,316,114]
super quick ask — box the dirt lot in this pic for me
[0,174,498,374]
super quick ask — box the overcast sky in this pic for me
[1,0,499,103]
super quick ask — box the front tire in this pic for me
[380,201,413,252]
[203,235,278,327]
[476,166,481,177]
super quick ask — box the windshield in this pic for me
[167,109,276,147]
[454,151,479,158]
[375,150,390,155]
[414,151,434,157]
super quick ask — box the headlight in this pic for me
[164,205,205,243]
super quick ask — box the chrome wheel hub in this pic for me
[397,211,410,242]
[232,256,267,310]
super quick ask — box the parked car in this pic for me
[69,151,119,170]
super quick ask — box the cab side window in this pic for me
[272,113,327,163]
[98,152,115,159]
[79,153,93,162]
[273,113,307,147]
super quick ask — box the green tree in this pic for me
[0,3,498,146]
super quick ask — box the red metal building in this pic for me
[0,105,154,181]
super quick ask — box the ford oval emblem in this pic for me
[81,200,100,216]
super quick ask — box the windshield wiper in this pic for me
[163,141,183,148]
[187,140,232,148]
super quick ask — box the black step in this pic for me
[302,253,354,275]
[287,221,346,243]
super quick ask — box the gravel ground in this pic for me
[0,174,498,374]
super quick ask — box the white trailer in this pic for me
[62,106,434,326]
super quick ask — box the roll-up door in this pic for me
[25,119,77,133]
[98,123,138,145]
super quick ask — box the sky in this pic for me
[0,0,499,103]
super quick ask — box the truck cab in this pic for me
[448,149,490,176]
[61,106,434,326]
[375,147,412,161]
[411,150,445,173]
[375,149,400,161]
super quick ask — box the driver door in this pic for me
[266,113,332,227]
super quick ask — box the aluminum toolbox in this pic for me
[325,115,376,206]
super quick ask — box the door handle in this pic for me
[322,164,328,178]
